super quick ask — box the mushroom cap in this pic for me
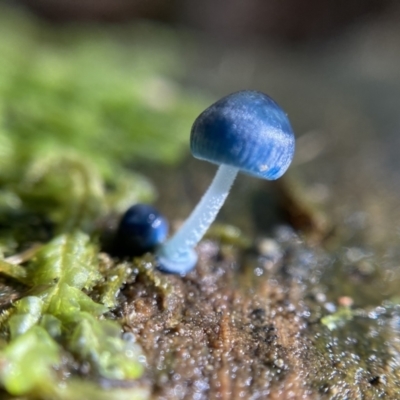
[116,204,168,256]
[190,90,295,180]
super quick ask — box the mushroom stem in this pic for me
[157,164,238,270]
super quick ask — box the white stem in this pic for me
[160,164,238,261]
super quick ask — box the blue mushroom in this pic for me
[157,90,295,274]
[116,204,168,256]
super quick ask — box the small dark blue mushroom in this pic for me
[116,204,168,256]
[157,90,295,274]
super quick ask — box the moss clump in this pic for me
[0,5,205,399]
[0,232,145,397]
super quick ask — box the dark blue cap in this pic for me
[116,204,168,256]
[190,90,295,180]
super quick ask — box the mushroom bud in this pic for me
[157,90,295,274]
[116,204,168,256]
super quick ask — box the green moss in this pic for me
[320,306,353,330]
[0,5,205,243]
[99,262,132,309]
[0,326,60,396]
[0,233,144,395]
[0,4,205,398]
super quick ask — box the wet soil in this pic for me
[119,217,400,399]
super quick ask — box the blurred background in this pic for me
[1,0,400,250]
[7,0,398,41]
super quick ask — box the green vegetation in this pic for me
[320,306,353,330]
[0,6,204,238]
[0,5,204,399]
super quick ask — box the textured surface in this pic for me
[190,90,295,180]
[123,222,400,399]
